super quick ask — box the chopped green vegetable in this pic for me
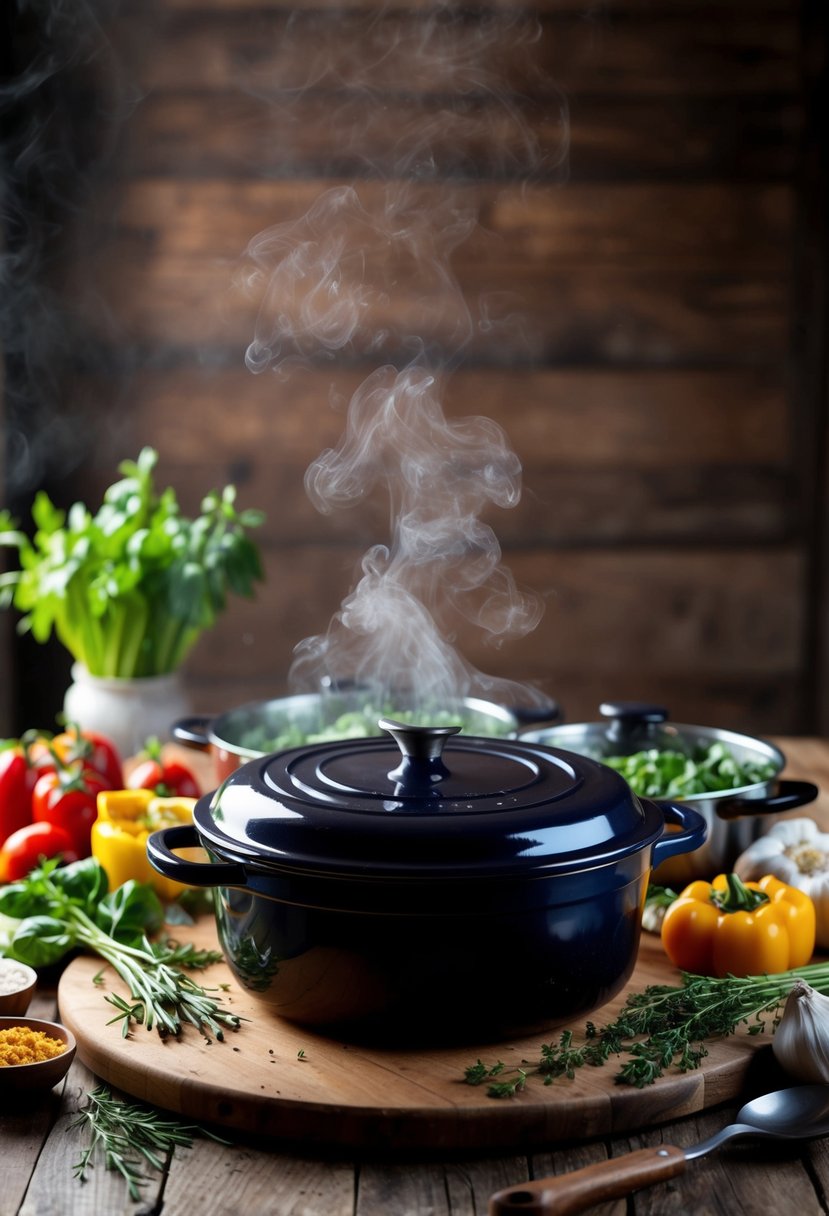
[0,447,265,677]
[0,857,238,1039]
[601,740,776,798]
[237,703,508,754]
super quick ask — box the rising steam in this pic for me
[289,362,544,707]
[244,185,480,372]
[241,6,568,711]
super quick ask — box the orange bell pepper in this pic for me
[91,789,196,903]
[661,872,816,977]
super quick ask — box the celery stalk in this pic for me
[0,449,264,678]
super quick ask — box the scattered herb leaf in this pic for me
[462,964,829,1095]
[71,1085,229,1200]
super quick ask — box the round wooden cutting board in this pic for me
[57,918,774,1154]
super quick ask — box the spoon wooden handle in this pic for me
[488,1144,687,1214]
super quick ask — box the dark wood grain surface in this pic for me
[7,0,824,743]
[3,735,829,1214]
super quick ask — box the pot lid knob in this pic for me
[378,717,462,796]
[599,701,669,752]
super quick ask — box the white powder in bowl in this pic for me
[0,960,35,996]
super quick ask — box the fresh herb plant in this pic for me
[0,447,264,677]
[72,1085,229,1200]
[0,856,238,1039]
[464,964,829,1096]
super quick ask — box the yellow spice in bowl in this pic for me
[0,1026,68,1066]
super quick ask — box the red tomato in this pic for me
[0,747,34,846]
[50,726,124,789]
[31,764,110,859]
[127,755,200,799]
[0,821,77,882]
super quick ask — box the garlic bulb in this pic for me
[641,902,666,934]
[734,817,829,949]
[772,981,829,1083]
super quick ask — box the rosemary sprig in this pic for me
[151,936,226,970]
[465,962,829,1096]
[71,1085,228,1200]
[70,911,240,1040]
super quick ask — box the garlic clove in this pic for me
[773,980,829,1084]
[642,902,666,934]
[733,835,792,880]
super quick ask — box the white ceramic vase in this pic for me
[62,663,191,760]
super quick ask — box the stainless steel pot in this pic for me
[521,702,818,884]
[148,717,705,1044]
[172,684,561,782]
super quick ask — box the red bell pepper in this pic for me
[0,744,34,847]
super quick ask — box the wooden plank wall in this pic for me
[4,0,826,738]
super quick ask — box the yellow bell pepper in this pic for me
[661,872,816,977]
[92,789,196,902]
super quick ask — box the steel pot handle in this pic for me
[146,824,248,888]
[171,716,213,751]
[714,779,819,822]
[650,802,707,867]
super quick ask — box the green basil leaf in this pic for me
[51,857,110,914]
[96,880,164,944]
[0,883,44,920]
[7,915,76,966]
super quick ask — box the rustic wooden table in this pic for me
[4,737,829,1216]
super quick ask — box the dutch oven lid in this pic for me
[196,717,665,878]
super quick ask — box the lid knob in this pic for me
[378,718,462,796]
[599,701,670,753]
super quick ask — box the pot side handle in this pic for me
[714,779,818,822]
[170,716,213,750]
[146,824,248,888]
[650,802,708,867]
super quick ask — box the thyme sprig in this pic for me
[464,963,829,1096]
[71,1085,229,1201]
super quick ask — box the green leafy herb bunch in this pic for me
[0,447,265,678]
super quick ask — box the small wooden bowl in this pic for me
[0,1017,77,1094]
[0,960,38,1016]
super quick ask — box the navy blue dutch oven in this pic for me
[147,718,706,1045]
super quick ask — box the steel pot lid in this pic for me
[195,717,667,879]
[523,702,785,770]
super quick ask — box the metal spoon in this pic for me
[488,1085,829,1215]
